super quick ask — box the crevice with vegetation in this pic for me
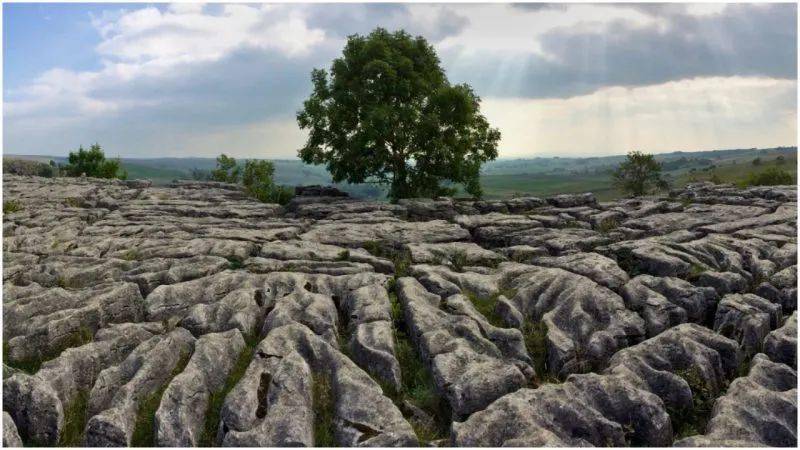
[130,350,192,446]
[198,341,258,447]
[58,390,90,446]
[312,372,337,447]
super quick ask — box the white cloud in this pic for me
[91,4,325,65]
[482,77,797,157]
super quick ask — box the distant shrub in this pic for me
[3,159,56,177]
[744,167,794,187]
[63,144,127,179]
[242,159,294,206]
[612,151,669,197]
[211,155,294,205]
[191,168,212,181]
[776,155,786,165]
[210,154,240,183]
[751,157,762,166]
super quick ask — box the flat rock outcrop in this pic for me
[2,175,795,447]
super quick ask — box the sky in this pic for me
[3,2,797,159]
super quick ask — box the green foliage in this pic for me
[687,264,707,281]
[596,217,619,233]
[450,250,468,273]
[227,255,245,270]
[3,199,22,214]
[744,167,794,187]
[336,250,350,261]
[59,390,89,446]
[63,144,126,179]
[121,249,139,261]
[211,154,240,183]
[752,157,762,166]
[241,159,294,205]
[463,290,505,328]
[200,345,256,446]
[297,28,500,202]
[312,373,337,446]
[670,367,718,440]
[522,321,558,385]
[131,351,191,446]
[612,151,669,197]
[361,241,412,277]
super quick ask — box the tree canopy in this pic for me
[612,151,668,197]
[63,144,126,179]
[297,28,500,202]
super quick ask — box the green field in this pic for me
[7,146,796,201]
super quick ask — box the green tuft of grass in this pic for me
[336,250,350,261]
[522,321,558,385]
[199,345,256,446]
[450,250,468,273]
[670,367,719,440]
[59,390,90,446]
[463,290,505,328]
[312,373,337,447]
[64,197,83,208]
[596,217,619,234]
[121,249,139,261]
[362,240,384,257]
[226,256,245,270]
[686,264,707,281]
[131,351,191,446]
[3,199,23,214]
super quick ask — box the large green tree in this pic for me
[297,28,500,202]
[612,151,669,197]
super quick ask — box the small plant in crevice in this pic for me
[131,351,192,446]
[669,367,719,440]
[463,290,505,328]
[450,250,468,273]
[596,217,619,234]
[122,249,140,261]
[312,373,337,447]
[336,250,351,262]
[3,199,22,214]
[614,247,641,277]
[686,264,707,282]
[59,390,90,446]
[522,321,559,386]
[227,255,245,270]
[384,281,449,443]
[200,345,257,446]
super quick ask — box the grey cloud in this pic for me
[445,3,796,99]
[305,3,469,42]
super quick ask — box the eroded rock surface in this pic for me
[2,175,796,447]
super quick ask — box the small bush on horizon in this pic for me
[210,155,294,205]
[63,144,127,179]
